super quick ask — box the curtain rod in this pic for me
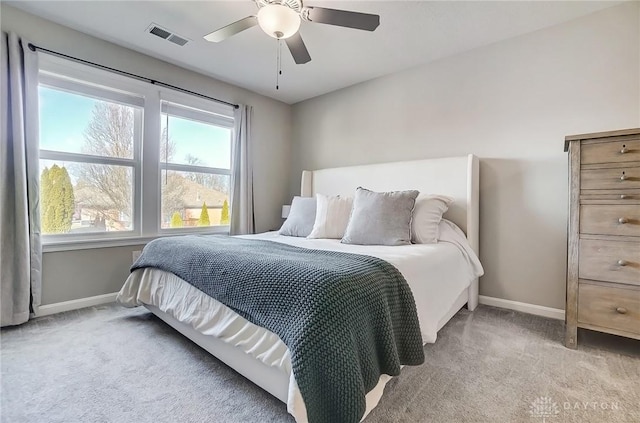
[28,43,240,110]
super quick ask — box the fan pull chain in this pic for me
[276,38,282,90]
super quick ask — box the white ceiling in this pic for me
[8,1,621,104]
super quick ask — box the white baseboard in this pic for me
[35,292,564,321]
[479,295,565,320]
[36,292,118,317]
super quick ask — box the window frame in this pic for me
[158,99,234,234]
[37,55,235,251]
[38,73,144,244]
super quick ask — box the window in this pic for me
[159,102,233,230]
[38,76,142,238]
[37,56,235,248]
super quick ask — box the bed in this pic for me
[117,154,482,423]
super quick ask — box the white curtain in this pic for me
[0,32,41,326]
[230,104,254,235]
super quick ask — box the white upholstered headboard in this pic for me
[300,155,480,256]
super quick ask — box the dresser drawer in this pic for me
[578,283,640,335]
[580,204,640,237]
[581,138,640,164]
[581,167,640,190]
[579,239,640,286]
[581,189,640,202]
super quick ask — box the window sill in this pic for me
[42,228,230,253]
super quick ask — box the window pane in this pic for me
[40,160,133,234]
[39,86,137,159]
[160,113,231,169]
[161,170,230,229]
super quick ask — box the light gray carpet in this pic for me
[1,304,638,423]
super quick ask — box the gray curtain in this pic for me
[230,104,254,235]
[0,32,41,326]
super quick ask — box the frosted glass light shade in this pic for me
[257,4,301,39]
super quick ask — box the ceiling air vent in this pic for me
[146,23,189,46]
[167,34,189,46]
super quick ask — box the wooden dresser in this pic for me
[564,128,640,348]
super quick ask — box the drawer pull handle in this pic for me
[618,217,629,224]
[620,147,628,154]
[620,174,628,181]
[616,307,628,315]
[620,194,629,199]
[617,259,629,266]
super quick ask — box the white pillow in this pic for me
[278,196,317,237]
[411,195,454,244]
[307,194,353,239]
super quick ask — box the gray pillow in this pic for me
[279,196,317,237]
[341,187,419,246]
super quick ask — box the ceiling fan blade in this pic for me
[304,7,380,31]
[285,32,311,65]
[203,16,258,42]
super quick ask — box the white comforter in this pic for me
[117,221,483,422]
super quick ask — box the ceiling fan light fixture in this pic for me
[257,4,301,39]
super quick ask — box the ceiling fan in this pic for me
[203,0,380,65]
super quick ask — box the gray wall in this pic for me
[290,3,640,310]
[1,5,293,305]
[42,246,145,304]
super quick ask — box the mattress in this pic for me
[117,221,483,422]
